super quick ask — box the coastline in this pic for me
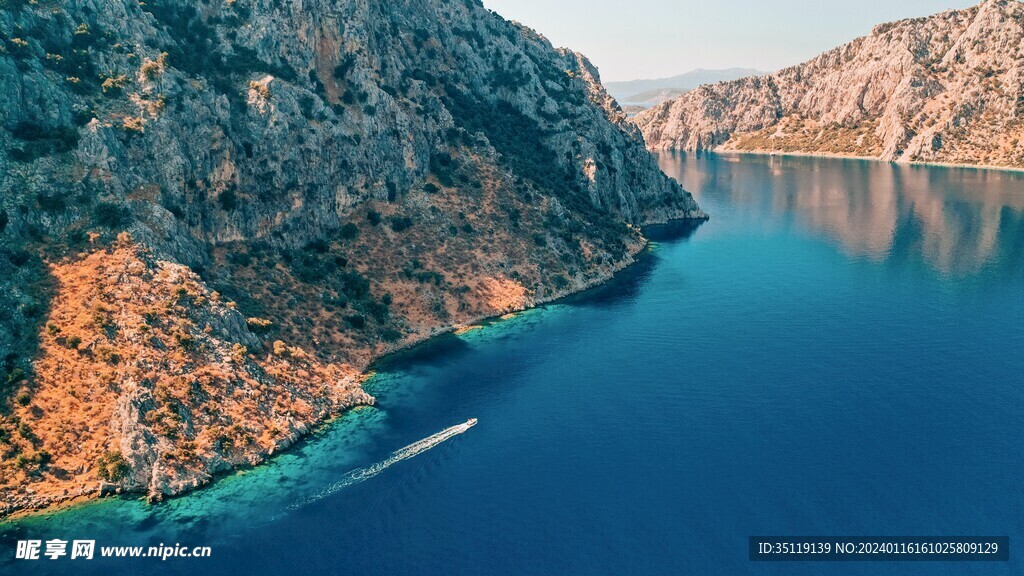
[2,216,707,523]
[695,148,1024,174]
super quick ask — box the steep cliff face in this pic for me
[635,0,1024,168]
[0,0,703,515]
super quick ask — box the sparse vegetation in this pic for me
[343,314,366,329]
[101,75,129,95]
[246,317,273,334]
[389,216,414,232]
[96,451,130,482]
[218,189,239,211]
[230,344,248,364]
[93,203,128,228]
[0,0,708,516]
[122,116,145,133]
[339,223,360,240]
[15,391,32,407]
[8,122,81,162]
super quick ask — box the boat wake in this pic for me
[279,419,477,515]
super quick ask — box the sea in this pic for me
[2,152,1022,575]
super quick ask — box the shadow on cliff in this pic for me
[642,218,705,243]
[0,245,56,416]
[372,219,705,372]
[371,332,475,374]
[562,218,705,310]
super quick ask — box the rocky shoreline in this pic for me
[678,149,1024,174]
[1,217,705,521]
[634,0,1024,169]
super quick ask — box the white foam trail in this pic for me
[281,419,477,514]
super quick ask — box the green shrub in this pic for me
[364,299,390,321]
[96,451,130,482]
[36,192,68,213]
[341,270,370,299]
[389,216,413,232]
[299,95,317,119]
[339,222,360,239]
[17,422,35,441]
[333,53,356,80]
[430,153,457,187]
[415,270,444,286]
[93,202,127,228]
[14,450,51,472]
[218,190,239,211]
[227,250,253,267]
[291,252,340,283]
[305,240,330,253]
[15,391,32,406]
[8,123,80,162]
[7,368,26,385]
[174,331,195,351]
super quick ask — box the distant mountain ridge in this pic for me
[618,88,688,108]
[605,68,763,105]
[633,0,1024,169]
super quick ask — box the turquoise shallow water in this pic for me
[2,153,1023,575]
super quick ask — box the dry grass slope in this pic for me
[0,236,371,515]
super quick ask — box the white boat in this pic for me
[466,418,478,427]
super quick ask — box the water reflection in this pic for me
[659,152,1024,279]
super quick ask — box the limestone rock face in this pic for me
[2,0,702,265]
[634,0,1024,168]
[0,0,703,515]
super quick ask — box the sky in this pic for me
[482,0,980,82]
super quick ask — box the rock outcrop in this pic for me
[634,0,1024,168]
[0,0,703,515]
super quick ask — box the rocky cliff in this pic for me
[634,0,1024,168]
[0,0,704,515]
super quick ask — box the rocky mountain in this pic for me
[605,68,762,105]
[634,0,1024,168]
[0,0,704,515]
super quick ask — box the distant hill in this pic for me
[634,0,1024,169]
[605,68,763,105]
[620,88,689,108]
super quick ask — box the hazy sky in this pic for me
[482,0,980,82]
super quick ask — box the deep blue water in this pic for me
[3,153,1024,575]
